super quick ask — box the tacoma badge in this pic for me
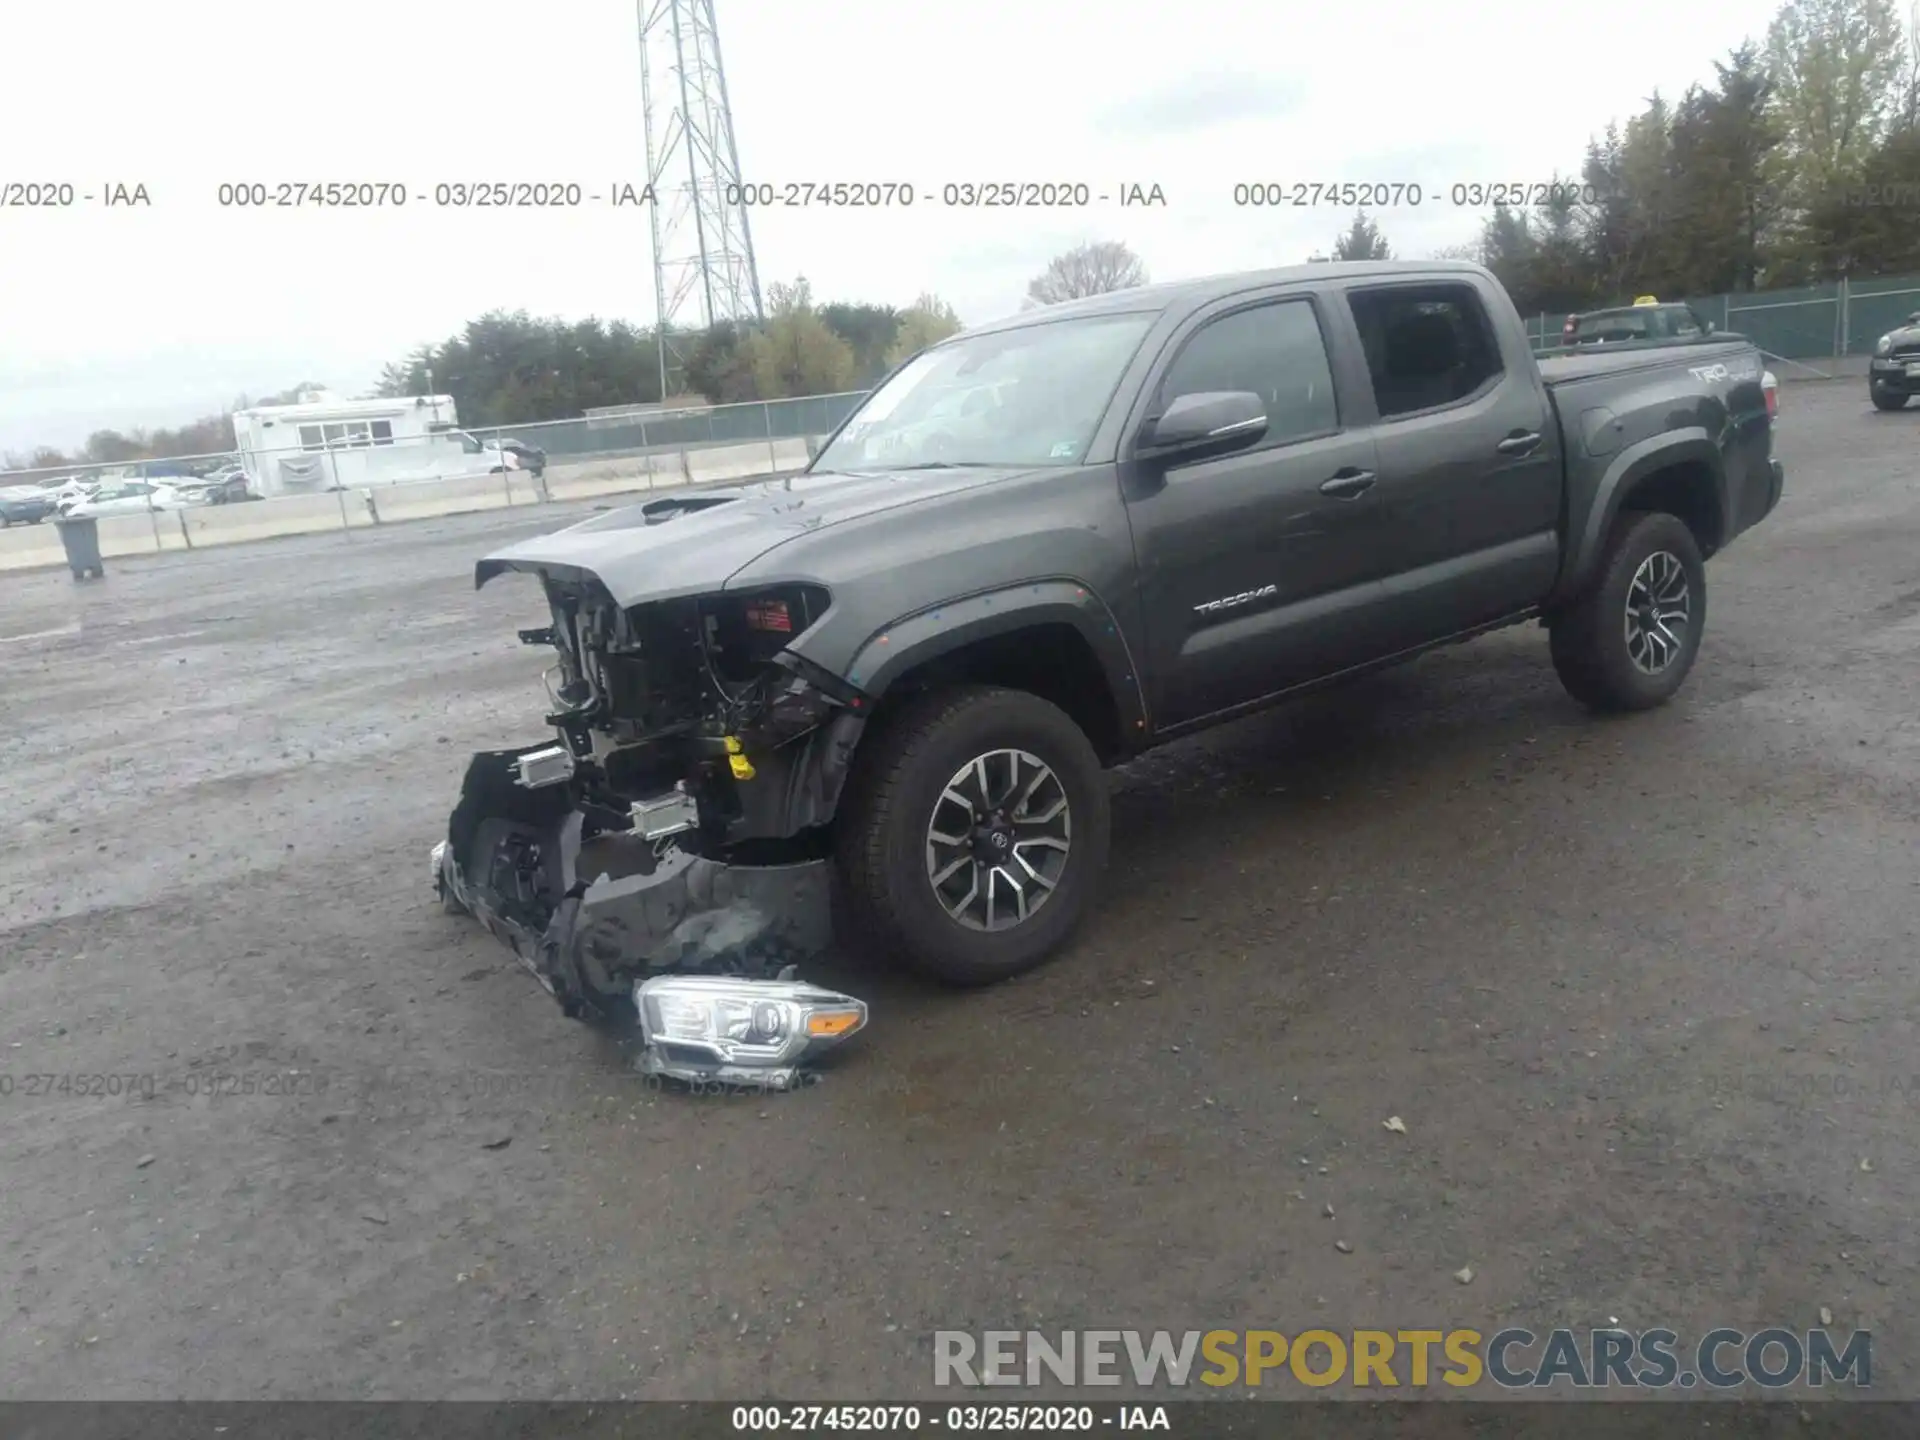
[1194,584,1278,616]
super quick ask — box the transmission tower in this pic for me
[636,0,765,400]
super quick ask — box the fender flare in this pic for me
[841,578,1150,743]
[1554,429,1725,604]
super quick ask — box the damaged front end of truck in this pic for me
[432,520,873,1087]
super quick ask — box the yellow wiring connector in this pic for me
[724,736,755,780]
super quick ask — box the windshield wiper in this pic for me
[884,461,1001,471]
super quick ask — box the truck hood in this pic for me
[475,465,1033,604]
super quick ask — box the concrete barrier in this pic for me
[545,452,684,503]
[366,472,515,524]
[181,492,359,549]
[686,441,780,484]
[97,513,164,558]
[0,436,838,574]
[0,522,67,571]
[339,489,380,528]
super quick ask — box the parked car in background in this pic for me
[1866,311,1920,411]
[1561,297,1716,347]
[63,480,190,519]
[0,485,60,525]
[46,477,98,511]
[453,430,546,478]
[491,439,546,477]
[175,470,259,504]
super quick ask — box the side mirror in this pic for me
[1142,391,1268,454]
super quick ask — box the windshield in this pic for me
[814,311,1157,471]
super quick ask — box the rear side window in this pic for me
[1155,300,1337,448]
[1346,284,1504,418]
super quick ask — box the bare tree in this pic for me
[1025,241,1149,306]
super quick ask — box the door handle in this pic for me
[1497,431,1543,457]
[1319,469,1376,499]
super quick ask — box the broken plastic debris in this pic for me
[1454,1267,1475,1285]
[1382,1116,1407,1135]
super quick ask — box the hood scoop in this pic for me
[640,494,735,525]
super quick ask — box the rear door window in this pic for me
[1345,284,1504,418]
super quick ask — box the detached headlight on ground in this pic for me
[634,975,868,1087]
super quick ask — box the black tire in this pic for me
[1871,383,1908,411]
[835,685,1110,987]
[1550,510,1706,712]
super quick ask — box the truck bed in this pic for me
[1537,336,1753,387]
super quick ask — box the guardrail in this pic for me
[0,436,821,576]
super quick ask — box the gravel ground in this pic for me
[1,380,1916,1404]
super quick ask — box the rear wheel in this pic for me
[1550,511,1706,712]
[1871,381,1908,411]
[835,685,1110,986]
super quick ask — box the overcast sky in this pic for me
[0,0,1782,455]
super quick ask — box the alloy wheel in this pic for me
[1624,549,1691,675]
[924,748,1072,932]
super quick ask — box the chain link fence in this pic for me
[465,391,867,460]
[1523,273,1920,374]
[0,391,869,492]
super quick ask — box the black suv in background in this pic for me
[1867,311,1920,410]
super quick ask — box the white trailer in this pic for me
[232,393,495,497]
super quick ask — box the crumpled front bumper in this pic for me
[432,747,862,1086]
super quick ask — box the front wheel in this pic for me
[1871,383,1909,411]
[1549,511,1706,712]
[834,685,1110,986]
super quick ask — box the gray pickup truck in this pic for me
[434,260,1784,1080]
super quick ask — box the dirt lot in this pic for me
[2,380,1917,1403]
